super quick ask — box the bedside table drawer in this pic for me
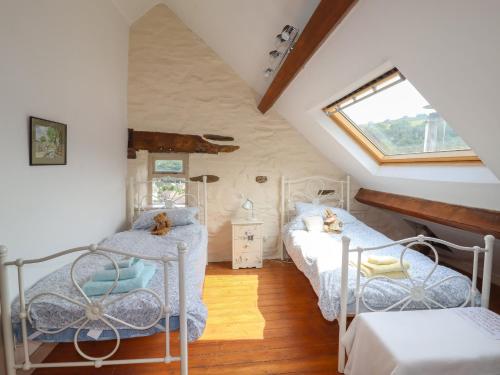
[233,239,261,255]
[232,250,262,269]
[233,225,262,240]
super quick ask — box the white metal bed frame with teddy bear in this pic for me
[0,176,209,375]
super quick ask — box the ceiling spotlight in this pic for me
[281,25,292,40]
[269,50,281,58]
[276,25,295,42]
[264,68,274,78]
[276,33,288,43]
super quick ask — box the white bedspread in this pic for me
[342,308,500,375]
[283,219,474,321]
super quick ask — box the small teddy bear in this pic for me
[151,212,172,236]
[323,208,343,233]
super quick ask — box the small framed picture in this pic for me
[29,117,67,166]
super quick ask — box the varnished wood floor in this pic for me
[34,261,499,375]
[35,261,340,374]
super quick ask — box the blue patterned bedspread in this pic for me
[11,224,208,343]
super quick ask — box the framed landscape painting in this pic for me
[29,117,67,166]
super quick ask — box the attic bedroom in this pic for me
[0,0,499,374]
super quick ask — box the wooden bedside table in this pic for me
[231,218,264,269]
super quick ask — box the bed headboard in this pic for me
[279,175,350,259]
[127,176,208,227]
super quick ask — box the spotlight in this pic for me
[281,25,292,41]
[269,50,281,58]
[264,68,274,78]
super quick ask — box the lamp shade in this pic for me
[242,199,253,211]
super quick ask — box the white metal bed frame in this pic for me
[0,176,210,374]
[279,175,495,373]
[279,175,351,259]
[1,243,189,374]
[337,234,494,373]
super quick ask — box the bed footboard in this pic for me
[0,242,190,375]
[337,234,494,373]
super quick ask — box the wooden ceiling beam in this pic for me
[258,0,357,114]
[355,188,500,238]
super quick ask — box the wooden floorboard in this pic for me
[34,261,499,375]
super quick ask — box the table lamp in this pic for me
[242,198,255,221]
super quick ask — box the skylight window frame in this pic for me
[323,68,481,165]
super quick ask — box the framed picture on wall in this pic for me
[29,116,67,166]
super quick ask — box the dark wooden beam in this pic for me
[258,0,357,113]
[127,129,239,158]
[355,188,500,238]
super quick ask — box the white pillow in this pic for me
[295,202,357,224]
[303,216,324,233]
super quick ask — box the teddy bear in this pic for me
[151,212,172,236]
[323,208,343,233]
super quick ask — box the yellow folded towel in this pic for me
[367,255,398,265]
[362,260,410,275]
[349,259,410,279]
[360,263,407,279]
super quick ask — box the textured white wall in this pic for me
[127,4,348,261]
[0,0,129,300]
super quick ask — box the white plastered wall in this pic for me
[0,0,129,303]
[127,4,354,261]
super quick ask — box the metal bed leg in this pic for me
[1,246,16,375]
[338,236,350,374]
[178,242,188,375]
[481,235,495,308]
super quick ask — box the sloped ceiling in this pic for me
[112,0,500,210]
[112,0,319,94]
[273,0,500,210]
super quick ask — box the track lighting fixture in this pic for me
[264,24,299,79]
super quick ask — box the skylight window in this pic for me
[324,68,479,164]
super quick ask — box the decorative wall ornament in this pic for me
[255,176,268,183]
[202,134,234,142]
[29,117,67,166]
[127,129,239,159]
[190,175,219,183]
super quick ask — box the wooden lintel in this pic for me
[355,188,500,238]
[127,129,239,158]
[258,0,357,113]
